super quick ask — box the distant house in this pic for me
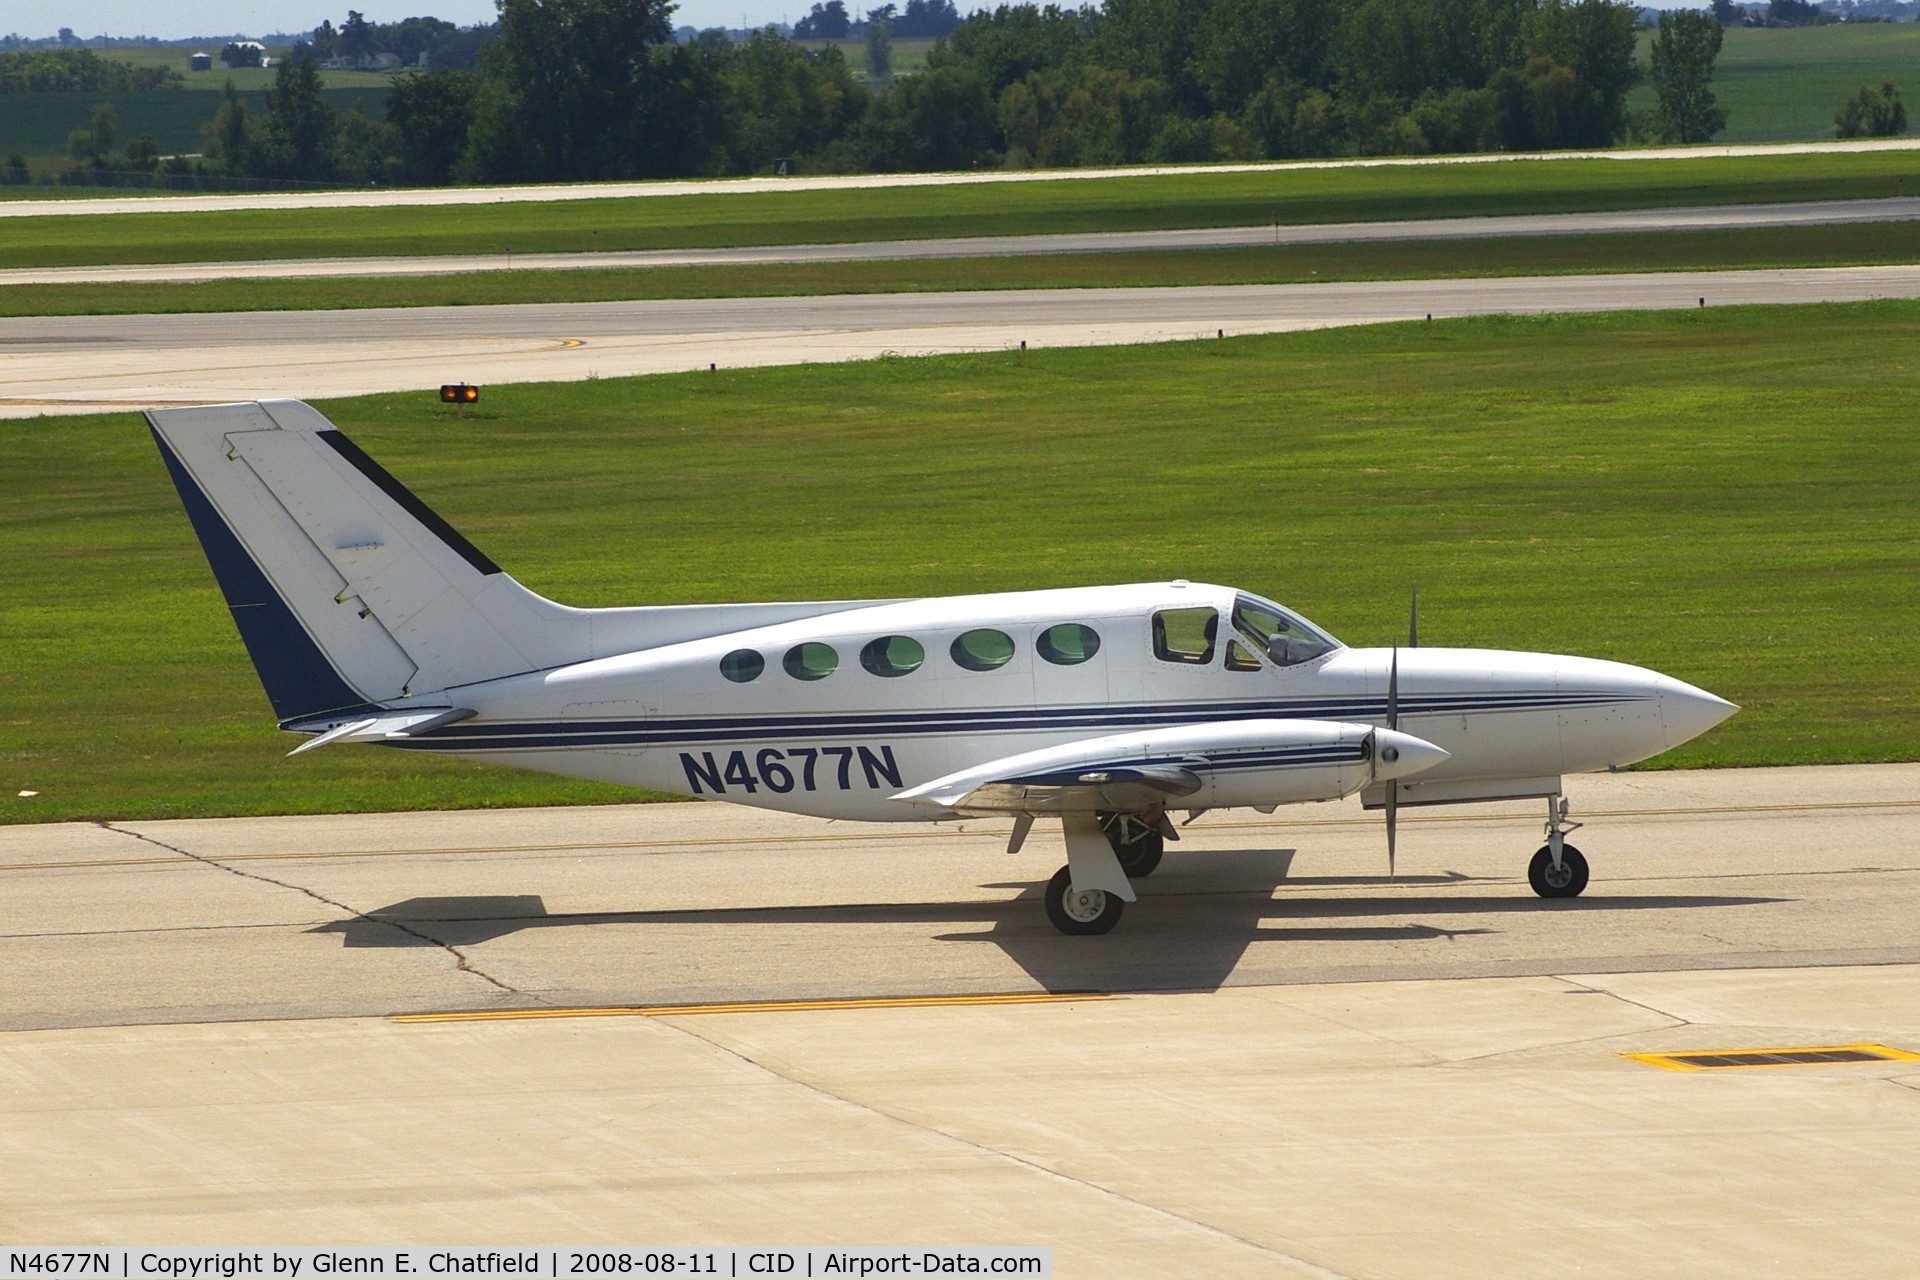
[322,51,406,71]
[189,52,212,71]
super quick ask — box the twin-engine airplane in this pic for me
[148,400,1737,935]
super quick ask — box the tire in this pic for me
[1044,865,1125,935]
[1099,812,1165,878]
[1528,844,1589,898]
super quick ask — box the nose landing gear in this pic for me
[1528,796,1588,898]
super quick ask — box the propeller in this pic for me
[1383,586,1417,879]
[1385,645,1399,880]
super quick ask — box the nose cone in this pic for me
[1660,676,1739,749]
[1371,728,1450,782]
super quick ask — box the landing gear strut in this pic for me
[1528,796,1588,898]
[1098,810,1165,878]
[1044,865,1124,935]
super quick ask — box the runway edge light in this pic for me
[440,383,480,404]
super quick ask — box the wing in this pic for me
[892,718,1447,817]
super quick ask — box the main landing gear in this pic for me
[1045,865,1125,935]
[1528,796,1588,898]
[1099,811,1165,878]
[1042,810,1173,935]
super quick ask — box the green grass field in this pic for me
[0,86,389,161]
[8,219,1920,316]
[3,149,1919,268]
[3,300,1916,825]
[1631,24,1920,144]
[793,35,936,83]
[90,44,396,89]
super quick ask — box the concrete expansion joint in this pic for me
[1553,975,1693,1029]
[96,822,530,998]
[657,1015,1354,1279]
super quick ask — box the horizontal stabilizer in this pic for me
[287,707,475,756]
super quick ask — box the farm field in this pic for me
[793,35,935,83]
[3,300,1916,824]
[1632,23,1920,143]
[7,219,1920,316]
[4,149,1919,268]
[0,86,389,161]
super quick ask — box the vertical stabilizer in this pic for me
[150,399,906,727]
[149,400,580,721]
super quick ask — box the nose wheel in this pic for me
[1529,843,1588,896]
[1529,796,1588,898]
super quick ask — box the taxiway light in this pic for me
[440,383,480,404]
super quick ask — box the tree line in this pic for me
[0,48,182,92]
[190,0,1744,189]
[12,0,1764,190]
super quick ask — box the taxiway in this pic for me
[7,197,1918,287]
[8,264,1920,417]
[4,764,1919,1271]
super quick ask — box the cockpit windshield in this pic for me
[1231,595,1341,667]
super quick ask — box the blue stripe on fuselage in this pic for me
[384,691,1640,754]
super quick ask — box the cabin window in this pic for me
[860,635,925,678]
[1225,639,1262,672]
[1152,607,1218,664]
[1232,595,1339,667]
[783,642,838,681]
[1036,623,1101,665]
[719,649,765,683]
[951,628,1015,672]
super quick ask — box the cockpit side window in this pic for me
[1152,607,1218,665]
[1232,595,1340,667]
[1225,639,1262,672]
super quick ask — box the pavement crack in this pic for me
[1551,975,1693,1029]
[656,1018,1353,1279]
[98,822,525,997]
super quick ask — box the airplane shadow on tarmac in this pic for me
[309,847,1784,996]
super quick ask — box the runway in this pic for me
[4,765,1919,1267]
[4,136,1917,219]
[9,264,1920,418]
[8,197,1918,287]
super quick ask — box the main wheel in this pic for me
[1099,812,1165,878]
[1528,844,1589,898]
[1044,865,1125,935]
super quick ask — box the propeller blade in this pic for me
[1409,585,1419,649]
[1385,646,1399,879]
[1385,784,1397,880]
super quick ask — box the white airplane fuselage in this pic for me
[400,581,1729,823]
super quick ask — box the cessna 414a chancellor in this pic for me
[149,400,1737,934]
